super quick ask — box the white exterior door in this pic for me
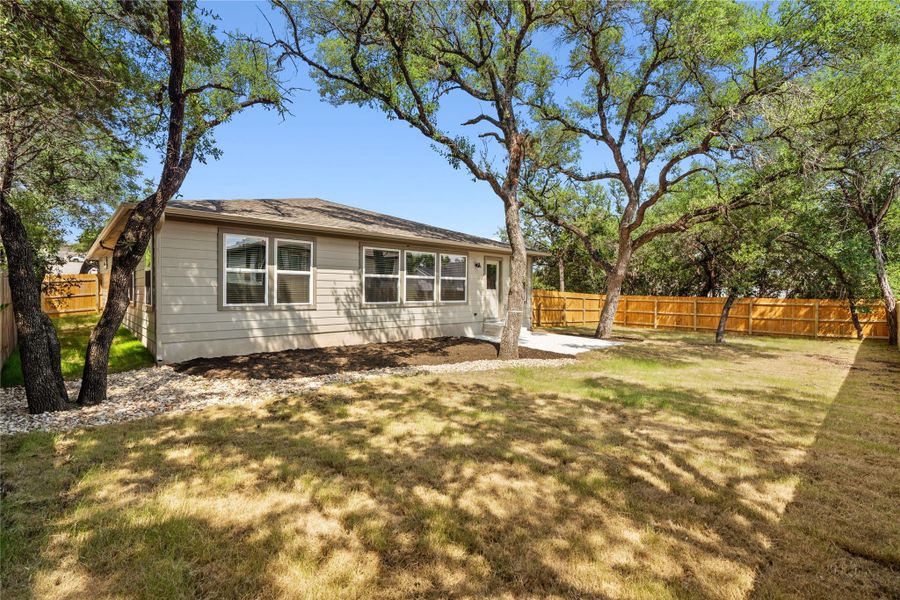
[485,259,501,318]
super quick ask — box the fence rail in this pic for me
[42,274,101,317]
[532,290,890,340]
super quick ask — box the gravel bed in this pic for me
[0,357,576,435]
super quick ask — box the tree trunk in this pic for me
[847,296,864,340]
[79,1,189,404]
[716,293,737,344]
[868,224,897,346]
[557,254,565,293]
[499,193,526,360]
[0,196,69,413]
[595,243,631,339]
[77,247,141,404]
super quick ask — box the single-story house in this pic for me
[86,198,545,363]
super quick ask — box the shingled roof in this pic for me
[166,197,516,251]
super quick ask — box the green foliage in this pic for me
[0,0,147,270]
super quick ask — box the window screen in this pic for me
[404,251,435,302]
[363,247,400,303]
[224,234,267,305]
[276,240,313,305]
[440,254,467,302]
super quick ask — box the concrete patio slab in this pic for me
[477,328,621,355]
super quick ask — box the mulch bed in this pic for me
[172,336,568,380]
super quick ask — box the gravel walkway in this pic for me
[0,357,576,435]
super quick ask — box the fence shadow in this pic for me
[749,340,900,599]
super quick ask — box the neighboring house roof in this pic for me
[53,261,86,275]
[88,198,549,259]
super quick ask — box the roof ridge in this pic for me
[169,197,507,247]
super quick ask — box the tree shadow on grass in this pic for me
[749,340,900,599]
[2,344,893,599]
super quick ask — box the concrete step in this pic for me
[482,319,506,338]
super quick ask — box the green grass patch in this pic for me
[0,313,154,387]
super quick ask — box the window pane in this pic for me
[440,254,466,278]
[145,268,153,304]
[226,272,266,304]
[277,273,311,304]
[486,263,498,290]
[405,278,434,302]
[226,235,266,269]
[364,248,399,275]
[405,251,435,277]
[278,242,311,272]
[440,279,466,302]
[365,277,398,303]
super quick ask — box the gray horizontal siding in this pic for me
[156,218,505,363]
[121,265,156,355]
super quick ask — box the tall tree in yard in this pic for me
[528,0,825,338]
[77,0,287,404]
[0,0,143,413]
[271,0,557,358]
[773,0,900,344]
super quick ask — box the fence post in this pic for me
[653,297,658,329]
[692,298,698,331]
[814,299,819,339]
[581,296,586,326]
[95,275,101,311]
[748,298,754,336]
[623,296,628,327]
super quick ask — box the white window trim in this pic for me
[274,238,314,306]
[403,250,437,304]
[129,270,136,303]
[439,253,468,303]
[223,233,268,307]
[362,245,401,305]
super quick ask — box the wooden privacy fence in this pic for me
[42,274,101,317]
[532,290,890,340]
[1,273,15,370]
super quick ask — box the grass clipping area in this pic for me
[1,330,898,599]
[0,313,154,387]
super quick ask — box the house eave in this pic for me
[87,203,551,259]
[164,206,546,256]
[85,203,136,260]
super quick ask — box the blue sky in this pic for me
[133,1,670,243]
[147,0,509,240]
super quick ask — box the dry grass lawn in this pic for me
[1,329,898,599]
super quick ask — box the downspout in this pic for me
[153,214,164,365]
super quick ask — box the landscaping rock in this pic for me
[0,357,575,435]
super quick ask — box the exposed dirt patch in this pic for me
[172,336,568,380]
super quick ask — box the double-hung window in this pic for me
[404,251,436,302]
[439,254,467,302]
[275,239,313,305]
[224,234,268,306]
[363,247,400,304]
